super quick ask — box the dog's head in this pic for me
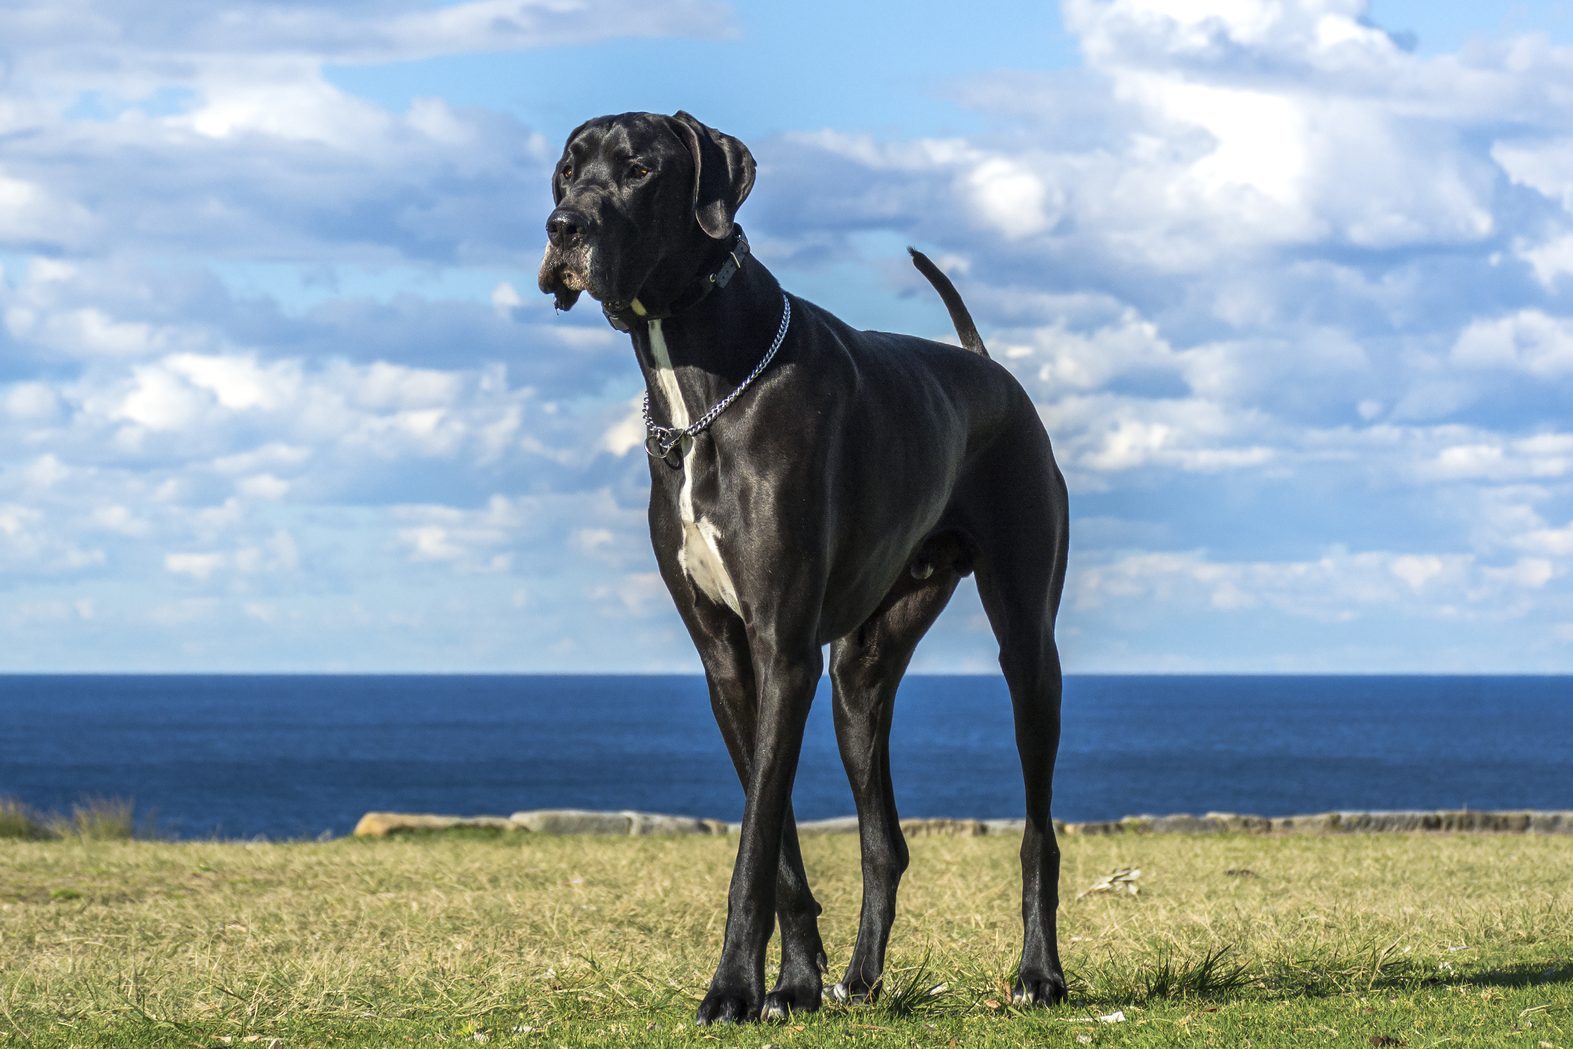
[537,111,755,315]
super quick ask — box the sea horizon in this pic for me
[3,674,1569,841]
[5,670,1570,678]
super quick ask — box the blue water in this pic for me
[0,675,1568,840]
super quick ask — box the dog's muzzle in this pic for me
[539,206,596,311]
[538,245,591,311]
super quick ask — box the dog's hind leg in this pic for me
[971,455,1070,1007]
[828,568,962,1003]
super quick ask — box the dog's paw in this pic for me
[762,957,823,1020]
[1011,968,1068,1007]
[696,981,761,1025]
[829,974,880,1004]
[761,983,821,1021]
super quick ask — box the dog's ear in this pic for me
[553,117,597,206]
[671,111,755,240]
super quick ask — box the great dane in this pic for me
[538,111,1070,1024]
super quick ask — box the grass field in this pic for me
[1,830,1570,1047]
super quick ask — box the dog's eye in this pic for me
[627,163,651,180]
[559,164,573,181]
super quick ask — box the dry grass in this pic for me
[0,796,140,843]
[0,831,1570,1046]
[0,799,43,841]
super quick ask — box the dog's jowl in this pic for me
[539,111,1071,1025]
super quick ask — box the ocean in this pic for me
[1,675,1568,840]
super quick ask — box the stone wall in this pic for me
[352,808,1573,838]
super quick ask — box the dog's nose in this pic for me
[546,208,589,248]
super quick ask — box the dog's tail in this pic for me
[908,247,989,358]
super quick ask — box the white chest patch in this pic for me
[649,320,742,615]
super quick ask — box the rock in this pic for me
[354,808,1573,839]
[1064,815,1155,836]
[1328,810,1537,834]
[624,812,720,836]
[900,818,986,837]
[352,812,514,837]
[1144,814,1213,834]
[982,818,1026,836]
[1201,812,1273,833]
[1270,813,1339,834]
[510,810,632,834]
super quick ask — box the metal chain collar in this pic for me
[642,293,792,469]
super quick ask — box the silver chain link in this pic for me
[642,293,791,465]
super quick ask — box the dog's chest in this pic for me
[649,321,742,615]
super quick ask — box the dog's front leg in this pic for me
[697,641,822,1025]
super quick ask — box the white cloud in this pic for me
[211,444,312,475]
[950,0,1475,271]
[1026,310,1178,390]
[9,305,185,360]
[115,366,214,432]
[5,598,98,627]
[785,0,1520,281]
[1452,310,1573,377]
[166,354,299,412]
[237,473,290,500]
[164,530,299,581]
[1044,393,1275,480]
[491,281,524,318]
[590,571,669,618]
[571,527,618,561]
[64,351,540,464]
[1517,232,1573,288]
[1073,545,1540,623]
[395,495,526,569]
[601,396,646,457]
[0,0,733,66]
[20,454,70,489]
[964,157,1062,239]
[1494,136,1573,211]
[2,382,65,422]
[342,361,463,412]
[1519,520,1573,557]
[0,170,96,244]
[1064,0,1391,62]
[1482,558,1555,590]
[5,0,1573,671]
[184,65,392,144]
[165,551,228,581]
[1420,434,1573,483]
[0,503,106,574]
[1390,554,1447,591]
[90,505,150,536]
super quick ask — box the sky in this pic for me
[3,0,1573,673]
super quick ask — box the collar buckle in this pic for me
[640,291,791,471]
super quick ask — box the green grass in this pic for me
[0,832,1569,1046]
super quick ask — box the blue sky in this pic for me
[3,0,1573,672]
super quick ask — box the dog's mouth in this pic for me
[538,245,594,312]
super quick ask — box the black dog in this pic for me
[539,111,1069,1024]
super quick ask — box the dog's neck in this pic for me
[628,257,787,432]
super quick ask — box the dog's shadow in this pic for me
[1060,951,1573,1010]
[1443,961,1573,991]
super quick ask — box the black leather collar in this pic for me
[602,228,750,333]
